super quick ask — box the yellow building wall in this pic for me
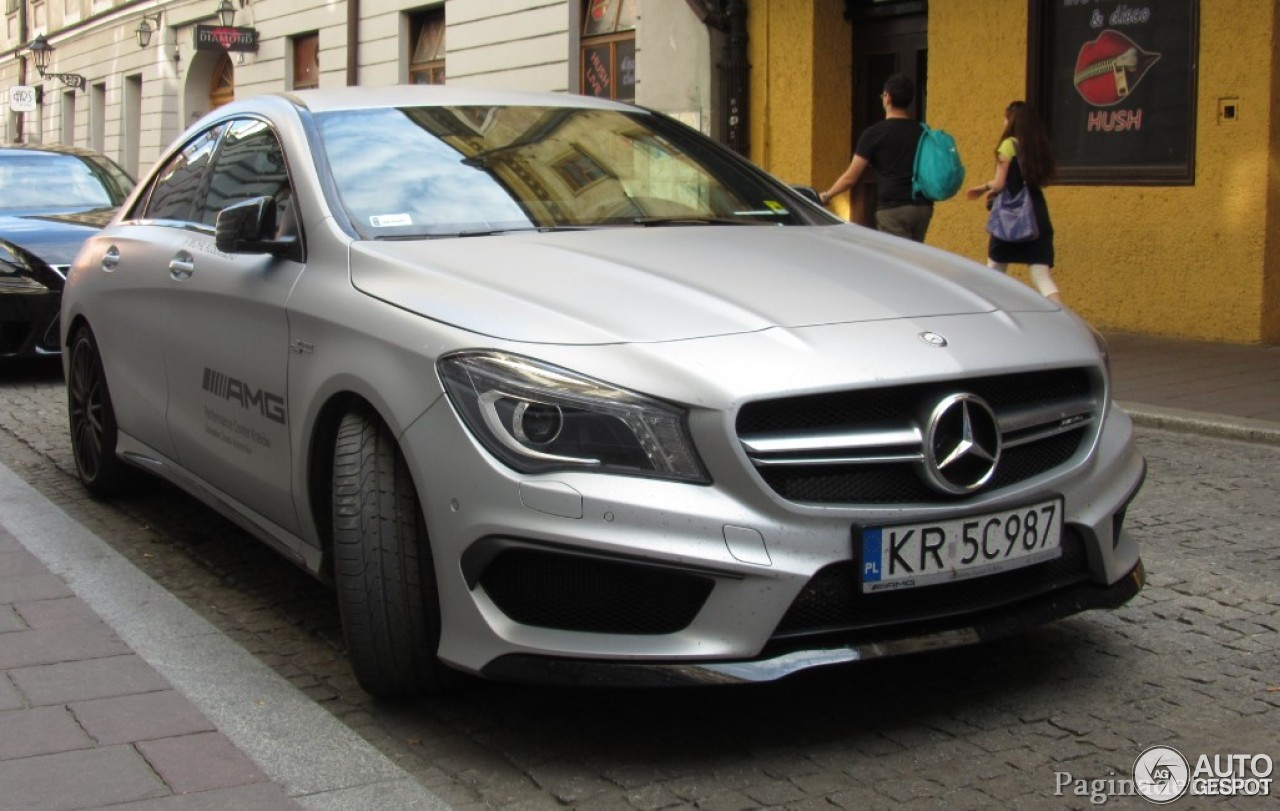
[748,0,851,196]
[752,0,1280,343]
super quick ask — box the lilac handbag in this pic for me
[985,184,1039,243]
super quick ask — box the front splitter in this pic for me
[479,560,1145,688]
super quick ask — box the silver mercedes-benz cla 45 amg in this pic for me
[61,87,1144,697]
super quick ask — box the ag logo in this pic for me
[1133,745,1190,804]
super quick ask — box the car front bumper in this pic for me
[0,290,61,358]
[480,558,1145,686]
[403,385,1147,680]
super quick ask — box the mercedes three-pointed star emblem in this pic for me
[922,393,1002,494]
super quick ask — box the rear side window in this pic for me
[199,119,292,226]
[139,125,224,222]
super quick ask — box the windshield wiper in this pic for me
[372,226,590,240]
[632,216,756,227]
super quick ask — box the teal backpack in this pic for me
[912,123,965,202]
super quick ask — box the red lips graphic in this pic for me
[1074,30,1161,106]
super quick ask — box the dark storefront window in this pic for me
[580,0,636,103]
[1029,0,1199,185]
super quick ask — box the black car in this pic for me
[1,144,133,358]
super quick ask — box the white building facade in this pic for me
[1,0,725,177]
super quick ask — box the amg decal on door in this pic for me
[202,368,287,425]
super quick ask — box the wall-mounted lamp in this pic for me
[216,0,237,27]
[135,13,164,49]
[26,35,87,90]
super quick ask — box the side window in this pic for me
[139,125,224,222]
[199,119,293,227]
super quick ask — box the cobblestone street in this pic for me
[2,359,1277,809]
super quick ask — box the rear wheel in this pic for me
[66,326,138,497]
[332,407,453,698]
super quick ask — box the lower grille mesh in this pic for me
[774,528,1090,638]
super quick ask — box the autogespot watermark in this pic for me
[1053,745,1274,805]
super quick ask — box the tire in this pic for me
[66,326,139,497]
[332,407,454,698]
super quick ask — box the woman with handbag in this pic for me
[965,101,1061,303]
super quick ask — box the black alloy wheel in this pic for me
[67,326,136,496]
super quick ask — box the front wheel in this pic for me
[332,407,454,698]
[66,326,139,497]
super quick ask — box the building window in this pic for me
[409,8,445,85]
[89,82,105,152]
[123,74,142,177]
[293,33,320,90]
[61,90,75,145]
[580,0,635,102]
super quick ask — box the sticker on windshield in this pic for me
[735,201,791,217]
[369,214,413,228]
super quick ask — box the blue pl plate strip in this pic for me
[862,528,882,582]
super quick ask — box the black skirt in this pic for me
[988,159,1054,266]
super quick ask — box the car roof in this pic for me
[274,85,642,115]
[0,142,117,160]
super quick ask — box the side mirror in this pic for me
[791,185,823,206]
[215,196,297,257]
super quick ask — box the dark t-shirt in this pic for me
[854,117,928,209]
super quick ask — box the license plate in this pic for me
[859,497,1063,593]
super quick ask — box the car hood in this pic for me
[349,224,1053,344]
[0,208,112,266]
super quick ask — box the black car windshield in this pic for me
[315,105,824,239]
[0,152,134,211]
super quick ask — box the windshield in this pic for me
[315,105,825,238]
[0,152,134,211]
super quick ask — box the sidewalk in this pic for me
[1105,331,1280,445]
[0,462,449,810]
[1,331,1277,810]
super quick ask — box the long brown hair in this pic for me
[998,101,1057,187]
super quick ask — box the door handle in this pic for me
[169,254,195,281]
[101,246,120,271]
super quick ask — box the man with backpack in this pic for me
[818,73,961,243]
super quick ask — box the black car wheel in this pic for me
[67,326,137,497]
[332,406,455,698]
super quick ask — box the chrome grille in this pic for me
[736,368,1098,504]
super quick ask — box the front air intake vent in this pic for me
[479,547,714,635]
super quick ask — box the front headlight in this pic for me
[438,351,709,483]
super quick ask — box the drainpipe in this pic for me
[16,1,29,142]
[720,0,749,156]
[346,0,359,85]
[682,0,726,28]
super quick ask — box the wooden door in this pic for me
[209,54,235,109]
